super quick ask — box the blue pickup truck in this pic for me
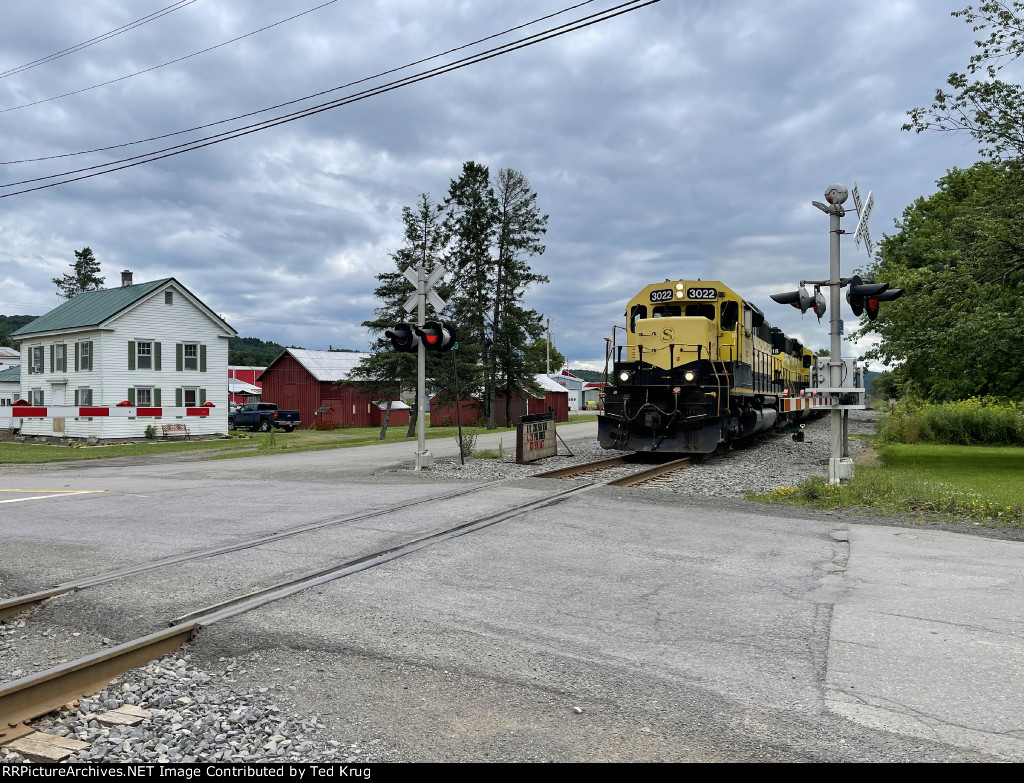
[228,402,301,433]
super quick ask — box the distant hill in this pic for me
[0,314,39,349]
[568,368,603,382]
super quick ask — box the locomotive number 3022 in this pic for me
[686,287,717,300]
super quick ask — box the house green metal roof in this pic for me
[0,366,19,383]
[12,278,234,337]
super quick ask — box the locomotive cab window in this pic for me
[720,300,740,330]
[684,303,715,320]
[652,305,682,318]
[629,304,648,332]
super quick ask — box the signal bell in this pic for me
[415,321,457,351]
[385,323,418,353]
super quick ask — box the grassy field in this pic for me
[752,443,1024,529]
[0,422,532,464]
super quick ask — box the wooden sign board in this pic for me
[516,412,557,464]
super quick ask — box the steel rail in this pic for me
[532,455,630,479]
[0,479,509,621]
[606,457,692,487]
[0,625,195,742]
[0,481,602,741]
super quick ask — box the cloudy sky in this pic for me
[0,0,987,370]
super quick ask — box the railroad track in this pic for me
[533,454,692,487]
[0,477,608,751]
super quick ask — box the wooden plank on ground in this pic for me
[95,704,150,726]
[6,731,88,762]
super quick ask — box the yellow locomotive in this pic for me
[599,279,814,453]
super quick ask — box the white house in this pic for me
[11,271,236,439]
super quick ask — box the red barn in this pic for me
[429,375,568,428]
[258,349,398,429]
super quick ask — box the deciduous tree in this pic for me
[859,161,1024,399]
[904,3,1024,160]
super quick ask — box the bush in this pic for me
[877,396,1024,446]
[455,432,477,459]
[144,425,157,440]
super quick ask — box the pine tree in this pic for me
[348,194,447,438]
[52,247,105,299]
[491,168,549,426]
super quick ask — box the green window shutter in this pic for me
[176,343,183,371]
[154,342,161,371]
[128,388,136,405]
[176,387,183,407]
[200,344,207,373]
[74,389,80,406]
[199,388,206,405]
[87,342,93,371]
[50,345,54,372]
[128,341,135,371]
[61,348,67,372]
[74,343,79,371]
[154,388,162,407]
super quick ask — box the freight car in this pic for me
[598,279,819,454]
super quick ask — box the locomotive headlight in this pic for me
[675,283,684,290]
[618,370,631,383]
[676,291,685,298]
[684,370,696,382]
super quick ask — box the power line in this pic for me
[1,1,340,114]
[1,0,598,166]
[0,0,660,200]
[0,1,201,80]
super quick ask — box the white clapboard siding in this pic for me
[19,282,233,439]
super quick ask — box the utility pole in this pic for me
[546,318,551,375]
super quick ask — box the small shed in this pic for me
[371,399,410,427]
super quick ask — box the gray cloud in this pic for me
[0,1,985,368]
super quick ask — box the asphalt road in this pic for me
[1,421,1022,762]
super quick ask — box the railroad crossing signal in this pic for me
[415,321,457,351]
[770,286,812,314]
[385,323,418,352]
[865,287,904,321]
[846,275,889,316]
[851,183,874,257]
[403,265,447,314]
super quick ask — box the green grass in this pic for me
[0,423,522,464]
[751,443,1024,528]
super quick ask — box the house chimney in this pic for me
[121,270,133,287]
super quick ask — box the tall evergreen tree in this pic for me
[348,194,447,438]
[441,163,548,428]
[52,247,105,299]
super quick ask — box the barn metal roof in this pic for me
[0,366,20,383]
[534,373,569,393]
[281,348,372,382]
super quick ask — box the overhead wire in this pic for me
[0,0,661,200]
[1,0,598,165]
[0,1,201,80]
[1,1,340,114]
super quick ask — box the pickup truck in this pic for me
[228,402,301,433]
